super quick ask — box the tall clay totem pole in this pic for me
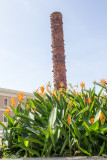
[50,12,67,90]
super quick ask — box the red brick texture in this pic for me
[50,12,67,90]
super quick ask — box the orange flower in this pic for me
[52,90,57,96]
[101,79,106,85]
[99,112,105,125]
[40,86,45,93]
[46,85,49,90]
[26,104,29,110]
[5,107,11,115]
[73,90,77,96]
[35,88,39,93]
[80,82,85,88]
[88,98,92,104]
[17,92,24,102]
[69,101,73,108]
[68,115,71,125]
[90,118,94,124]
[7,107,11,112]
[11,97,16,107]
[99,113,105,120]
[34,106,37,113]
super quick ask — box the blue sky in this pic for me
[0,0,107,93]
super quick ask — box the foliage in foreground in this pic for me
[0,80,107,158]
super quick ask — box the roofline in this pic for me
[0,87,35,97]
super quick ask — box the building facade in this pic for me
[0,88,34,127]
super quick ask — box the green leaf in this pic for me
[54,128,60,144]
[89,101,95,113]
[94,110,101,122]
[23,137,44,146]
[49,106,57,127]
[14,144,40,156]
[4,112,14,125]
[98,88,103,99]
[60,139,68,155]
[30,99,36,109]
[34,92,45,104]
[58,126,69,139]
[98,141,105,156]
[90,120,99,131]
[97,134,107,141]
[48,125,55,147]
[46,144,53,157]
[78,94,85,109]
[10,105,17,114]
[53,94,61,108]
[24,140,29,147]
[94,82,107,89]
[77,106,89,116]
[17,114,37,125]
[34,100,49,114]
[0,121,8,130]
[71,119,81,140]
[78,144,91,156]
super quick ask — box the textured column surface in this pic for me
[50,12,67,90]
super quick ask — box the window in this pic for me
[4,98,8,107]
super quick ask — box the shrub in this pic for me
[0,80,107,157]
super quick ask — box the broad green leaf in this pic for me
[23,138,44,146]
[0,121,8,130]
[48,125,55,147]
[94,82,107,89]
[82,136,89,148]
[94,110,101,122]
[60,139,68,155]
[77,106,89,116]
[98,88,103,99]
[90,120,99,131]
[78,94,85,109]
[10,105,17,114]
[34,92,45,104]
[17,114,37,125]
[49,106,57,127]
[97,134,107,141]
[30,100,36,109]
[89,101,95,113]
[98,141,105,156]
[34,100,49,114]
[46,144,53,157]
[78,144,91,156]
[4,112,14,125]
[24,140,29,147]
[54,127,60,144]
[14,144,40,156]
[58,126,69,139]
[71,119,81,140]
[53,94,61,108]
